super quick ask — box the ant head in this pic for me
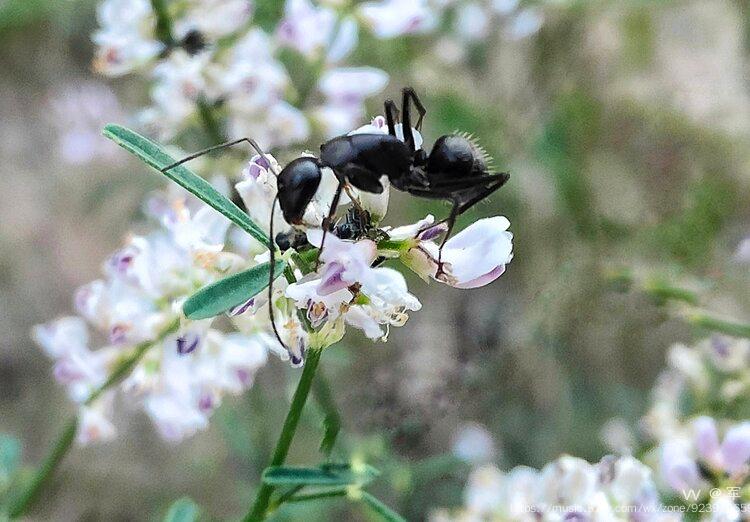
[426,134,491,179]
[276,157,322,225]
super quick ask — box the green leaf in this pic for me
[263,463,380,487]
[102,124,268,245]
[359,491,406,522]
[163,497,200,522]
[183,260,286,320]
[0,435,20,490]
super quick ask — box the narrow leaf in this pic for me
[360,492,406,522]
[0,435,20,489]
[163,497,200,522]
[262,463,379,487]
[183,260,286,320]
[102,124,268,245]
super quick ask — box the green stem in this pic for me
[86,318,178,406]
[197,98,225,145]
[312,371,340,457]
[686,313,750,338]
[8,319,179,518]
[8,418,77,519]
[150,0,174,46]
[244,347,324,521]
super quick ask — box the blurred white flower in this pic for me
[451,422,497,464]
[276,0,337,58]
[433,455,671,521]
[33,193,276,443]
[506,7,544,40]
[47,82,123,165]
[454,2,491,42]
[174,0,253,41]
[359,0,437,38]
[92,0,162,76]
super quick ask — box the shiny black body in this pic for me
[276,88,509,233]
[161,87,510,359]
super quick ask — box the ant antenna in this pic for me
[161,137,271,173]
[161,136,291,353]
[268,194,289,354]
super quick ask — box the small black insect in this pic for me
[163,88,509,354]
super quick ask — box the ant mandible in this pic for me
[163,87,510,357]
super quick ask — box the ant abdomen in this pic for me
[426,134,490,182]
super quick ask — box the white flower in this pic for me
[718,421,750,475]
[391,216,513,288]
[463,465,504,515]
[434,455,670,521]
[286,276,353,328]
[47,82,123,165]
[358,0,437,39]
[318,67,389,104]
[451,422,497,465]
[276,0,337,58]
[454,3,491,42]
[507,7,543,40]
[660,440,702,492]
[77,399,117,445]
[145,50,213,138]
[174,0,253,40]
[308,231,378,295]
[326,16,359,63]
[314,68,389,139]
[92,0,162,76]
[32,317,114,403]
[33,193,273,443]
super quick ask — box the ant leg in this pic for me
[403,87,426,132]
[400,89,415,153]
[161,137,276,174]
[384,99,398,136]
[267,195,289,354]
[315,179,345,270]
[455,178,509,215]
[435,199,460,280]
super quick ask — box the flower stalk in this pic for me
[244,345,324,521]
[8,417,78,519]
[9,318,179,518]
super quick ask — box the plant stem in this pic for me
[686,312,750,338]
[8,319,179,518]
[312,371,340,457]
[150,0,174,46]
[86,318,178,406]
[197,98,225,145]
[244,347,324,521]
[8,417,77,519]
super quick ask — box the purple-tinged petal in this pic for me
[721,422,750,474]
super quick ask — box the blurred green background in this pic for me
[2,0,750,519]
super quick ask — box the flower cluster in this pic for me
[90,0,450,145]
[233,115,514,363]
[90,0,555,146]
[640,336,750,513]
[33,192,283,443]
[36,114,515,443]
[431,455,677,521]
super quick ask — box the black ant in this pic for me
[163,87,509,358]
